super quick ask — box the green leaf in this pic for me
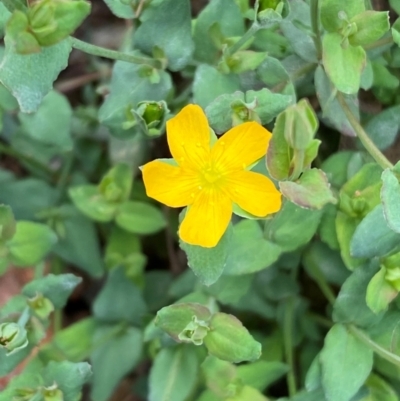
[245,88,292,124]
[91,325,143,401]
[280,0,317,62]
[39,317,96,362]
[0,37,71,113]
[0,178,58,220]
[320,324,373,401]
[102,0,134,19]
[18,91,73,151]
[180,223,232,286]
[42,361,92,401]
[315,66,359,137]
[93,267,147,325]
[0,3,11,34]
[204,313,261,363]
[279,168,337,210]
[0,204,16,241]
[98,61,172,138]
[303,241,350,287]
[364,374,398,401]
[365,106,400,151]
[205,89,292,134]
[333,262,384,328]
[156,302,212,342]
[236,360,289,391]
[134,0,193,71]
[264,200,322,252]
[193,64,241,109]
[193,0,245,64]
[69,185,117,222]
[320,0,365,32]
[53,205,104,277]
[348,11,390,47]
[201,355,236,398]
[224,220,281,275]
[322,32,366,95]
[226,50,268,74]
[266,109,291,180]
[381,169,400,233]
[149,346,199,401]
[392,18,400,47]
[257,56,296,101]
[372,60,399,90]
[350,204,400,259]
[8,221,57,266]
[205,274,253,304]
[23,273,81,309]
[366,267,398,314]
[115,201,166,235]
[226,386,268,401]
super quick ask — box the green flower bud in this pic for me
[259,0,280,10]
[384,267,400,292]
[42,383,63,401]
[178,316,210,346]
[140,102,164,126]
[230,99,261,126]
[27,293,55,320]
[98,164,133,203]
[6,10,41,54]
[0,322,29,355]
[283,99,318,151]
[133,101,169,138]
[28,0,91,47]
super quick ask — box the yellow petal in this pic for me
[225,170,282,216]
[142,160,200,207]
[166,104,211,170]
[212,122,272,173]
[179,188,232,248]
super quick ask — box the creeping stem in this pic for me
[336,92,393,170]
[284,297,297,397]
[310,0,322,60]
[70,37,162,69]
[225,23,261,57]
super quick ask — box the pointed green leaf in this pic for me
[320,324,373,401]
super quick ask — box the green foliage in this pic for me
[2,0,400,400]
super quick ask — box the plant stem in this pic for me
[17,307,30,327]
[310,0,322,60]
[70,37,162,69]
[337,92,393,169]
[284,297,297,397]
[225,23,260,57]
[0,142,54,177]
[348,325,400,368]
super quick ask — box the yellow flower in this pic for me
[142,104,282,248]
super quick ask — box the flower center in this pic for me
[200,165,224,187]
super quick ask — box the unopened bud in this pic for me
[0,322,28,355]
